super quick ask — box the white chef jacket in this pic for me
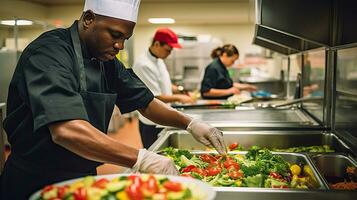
[132,49,173,125]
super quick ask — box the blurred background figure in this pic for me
[200,44,257,99]
[133,28,195,148]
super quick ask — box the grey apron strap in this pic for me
[70,23,87,92]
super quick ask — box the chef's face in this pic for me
[151,41,173,59]
[220,53,239,68]
[81,11,135,61]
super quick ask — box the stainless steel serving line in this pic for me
[179,108,320,129]
[149,130,351,154]
[150,129,357,199]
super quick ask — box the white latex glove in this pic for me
[186,119,227,154]
[131,149,179,175]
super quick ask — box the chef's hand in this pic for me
[176,94,196,104]
[132,149,179,175]
[186,119,227,154]
[228,87,241,95]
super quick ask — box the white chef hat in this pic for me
[84,0,141,23]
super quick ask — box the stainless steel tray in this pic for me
[179,108,319,129]
[150,130,351,154]
[310,154,357,189]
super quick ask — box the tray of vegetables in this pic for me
[161,146,327,189]
[30,174,216,200]
[226,142,335,153]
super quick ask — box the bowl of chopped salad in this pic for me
[30,174,216,200]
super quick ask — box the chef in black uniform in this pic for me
[0,0,226,199]
[200,44,256,99]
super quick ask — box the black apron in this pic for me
[0,24,117,200]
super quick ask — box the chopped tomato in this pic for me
[57,185,69,198]
[126,184,143,200]
[163,181,183,192]
[92,178,109,189]
[145,175,159,193]
[181,165,196,173]
[208,161,222,168]
[228,171,243,179]
[73,187,87,200]
[270,172,282,179]
[199,154,217,163]
[191,167,207,176]
[129,175,143,187]
[207,166,222,176]
[229,143,239,151]
[224,160,240,170]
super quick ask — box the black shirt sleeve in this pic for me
[114,60,154,113]
[200,65,218,93]
[23,43,89,132]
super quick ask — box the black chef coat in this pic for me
[200,58,233,99]
[0,21,154,199]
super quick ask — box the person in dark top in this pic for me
[200,44,256,99]
[0,1,226,199]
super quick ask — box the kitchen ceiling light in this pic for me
[0,20,33,26]
[148,18,175,24]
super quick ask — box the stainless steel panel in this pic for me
[311,154,357,189]
[150,130,350,154]
[180,108,319,128]
[215,189,356,200]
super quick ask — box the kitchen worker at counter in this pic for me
[132,28,195,148]
[0,0,226,199]
[200,44,257,99]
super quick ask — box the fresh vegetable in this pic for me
[38,175,203,200]
[225,143,335,153]
[290,164,301,176]
[162,146,317,189]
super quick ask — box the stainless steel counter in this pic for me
[179,108,319,129]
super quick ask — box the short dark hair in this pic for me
[211,44,239,59]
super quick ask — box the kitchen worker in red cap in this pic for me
[0,0,226,199]
[133,28,195,148]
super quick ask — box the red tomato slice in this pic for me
[181,165,196,173]
[126,184,143,200]
[163,181,183,192]
[224,160,240,170]
[73,187,87,200]
[191,167,207,176]
[270,172,282,179]
[92,178,109,189]
[199,154,217,163]
[146,175,159,193]
[229,143,239,151]
[207,167,222,176]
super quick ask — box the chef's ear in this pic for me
[82,10,96,29]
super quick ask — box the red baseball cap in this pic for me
[153,28,182,48]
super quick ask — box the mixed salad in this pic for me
[227,142,335,153]
[163,146,319,189]
[37,174,205,200]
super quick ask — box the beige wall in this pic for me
[134,24,261,65]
